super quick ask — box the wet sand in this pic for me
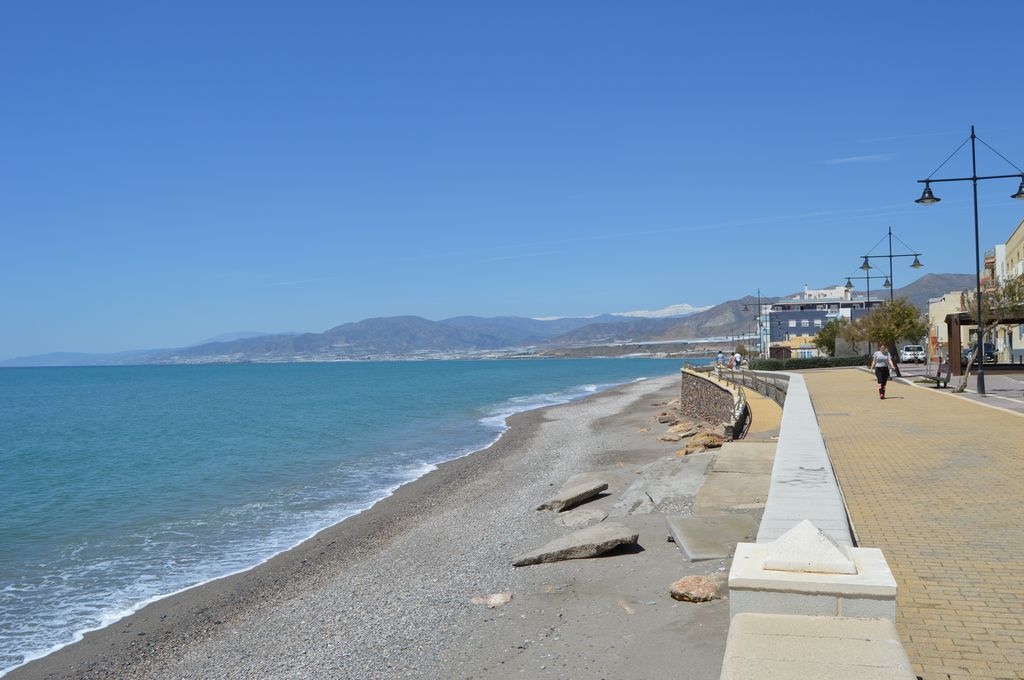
[12,373,733,679]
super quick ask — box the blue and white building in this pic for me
[766,284,885,348]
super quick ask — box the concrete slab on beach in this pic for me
[609,453,712,516]
[512,522,639,567]
[666,514,758,561]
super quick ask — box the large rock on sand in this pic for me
[669,575,721,602]
[684,433,724,454]
[536,480,608,512]
[512,523,639,567]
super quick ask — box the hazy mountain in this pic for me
[552,295,775,345]
[2,279,969,366]
[191,331,289,345]
[166,314,631,362]
[323,316,491,352]
[545,317,682,345]
[886,273,975,310]
[440,314,624,344]
[0,349,161,368]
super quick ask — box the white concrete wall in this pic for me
[755,373,853,546]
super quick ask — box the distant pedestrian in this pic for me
[733,351,742,369]
[870,343,897,399]
[716,351,725,366]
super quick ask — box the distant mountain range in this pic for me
[1,273,975,367]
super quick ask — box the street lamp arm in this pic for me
[917,173,1023,183]
[861,253,921,260]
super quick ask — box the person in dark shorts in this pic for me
[870,343,897,399]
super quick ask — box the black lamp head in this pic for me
[1012,176,1024,201]
[916,182,940,205]
[911,255,923,269]
[860,257,872,271]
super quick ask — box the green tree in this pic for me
[839,317,865,355]
[735,342,749,356]
[859,297,928,355]
[813,318,848,357]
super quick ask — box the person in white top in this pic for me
[870,343,897,399]
[733,351,742,369]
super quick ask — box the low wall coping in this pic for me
[755,372,852,547]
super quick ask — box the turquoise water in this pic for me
[0,358,694,673]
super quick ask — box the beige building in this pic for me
[1002,217,1024,362]
[927,291,971,363]
[777,334,820,358]
[1006,217,1024,278]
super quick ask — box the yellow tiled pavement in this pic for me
[803,368,1024,680]
[744,388,782,438]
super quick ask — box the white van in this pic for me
[900,345,925,363]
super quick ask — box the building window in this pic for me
[814,319,823,327]
[788,320,797,328]
[801,320,809,328]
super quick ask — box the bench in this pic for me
[921,362,951,388]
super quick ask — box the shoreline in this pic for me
[9,373,691,679]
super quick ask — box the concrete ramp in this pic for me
[694,442,775,515]
[666,515,758,561]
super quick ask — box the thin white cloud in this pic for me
[822,153,896,165]
[854,131,954,144]
[485,250,558,262]
[269,277,333,287]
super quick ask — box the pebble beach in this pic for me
[11,374,735,679]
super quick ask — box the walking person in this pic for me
[870,343,897,399]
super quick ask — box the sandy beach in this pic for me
[12,373,749,680]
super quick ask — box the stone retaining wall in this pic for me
[679,368,735,428]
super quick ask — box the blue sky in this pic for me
[3,1,1024,358]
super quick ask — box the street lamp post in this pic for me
[914,126,1024,395]
[742,288,765,358]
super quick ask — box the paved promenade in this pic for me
[803,368,1024,680]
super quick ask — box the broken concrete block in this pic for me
[512,523,639,567]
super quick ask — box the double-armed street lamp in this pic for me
[914,126,1024,395]
[859,227,924,302]
[844,273,880,355]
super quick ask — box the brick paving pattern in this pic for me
[803,368,1024,680]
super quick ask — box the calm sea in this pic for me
[0,358,695,674]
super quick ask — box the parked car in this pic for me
[900,345,925,363]
[962,342,997,365]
